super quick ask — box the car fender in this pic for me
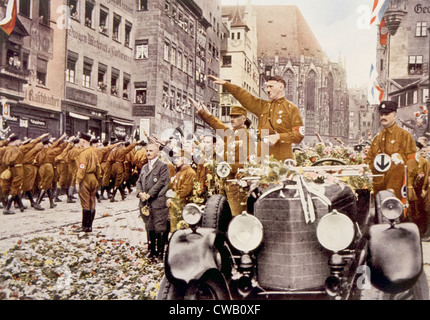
[367,222,423,294]
[164,228,229,285]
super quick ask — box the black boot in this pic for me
[15,194,26,212]
[47,189,56,208]
[88,209,96,232]
[100,187,108,200]
[119,185,126,201]
[26,191,35,208]
[67,187,76,203]
[33,190,46,211]
[96,191,101,203]
[110,188,118,202]
[54,188,62,202]
[74,209,92,232]
[3,195,15,215]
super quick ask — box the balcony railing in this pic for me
[0,65,31,80]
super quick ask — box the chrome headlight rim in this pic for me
[182,203,203,226]
[380,196,404,220]
[316,210,355,252]
[227,212,263,253]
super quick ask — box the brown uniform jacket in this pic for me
[366,122,417,200]
[76,147,101,185]
[171,164,196,205]
[223,82,304,161]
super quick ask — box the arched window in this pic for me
[285,69,295,102]
[305,70,316,111]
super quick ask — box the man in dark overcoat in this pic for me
[136,142,170,259]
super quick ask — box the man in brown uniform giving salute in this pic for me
[74,132,101,232]
[208,75,304,162]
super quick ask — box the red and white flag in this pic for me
[0,0,17,36]
[370,0,391,26]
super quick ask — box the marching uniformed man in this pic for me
[74,132,101,232]
[366,101,417,201]
[208,75,304,162]
[190,98,255,216]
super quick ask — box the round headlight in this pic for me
[380,197,403,220]
[182,204,203,226]
[227,213,263,252]
[316,210,355,252]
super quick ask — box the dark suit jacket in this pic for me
[136,158,170,232]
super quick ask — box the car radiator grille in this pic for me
[254,189,332,291]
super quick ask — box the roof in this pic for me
[223,5,325,60]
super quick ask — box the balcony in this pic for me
[0,64,31,81]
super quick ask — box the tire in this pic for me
[156,275,185,300]
[357,270,429,300]
[202,194,232,232]
[184,273,231,300]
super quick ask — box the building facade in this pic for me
[376,0,430,139]
[220,3,260,129]
[1,0,64,138]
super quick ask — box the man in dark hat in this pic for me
[73,132,101,232]
[366,101,417,201]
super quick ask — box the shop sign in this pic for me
[132,105,155,117]
[30,119,47,127]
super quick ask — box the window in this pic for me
[135,40,148,59]
[123,73,130,100]
[99,7,108,34]
[85,1,94,28]
[416,22,427,37]
[135,82,147,104]
[164,41,170,61]
[98,63,107,92]
[113,14,121,41]
[82,57,93,88]
[39,0,50,26]
[222,55,232,66]
[164,0,170,14]
[171,46,176,65]
[188,58,193,75]
[423,88,429,103]
[409,55,423,75]
[37,58,48,86]
[125,22,132,47]
[138,0,148,11]
[19,0,31,18]
[183,53,187,72]
[111,68,119,96]
[177,50,182,69]
[66,51,78,83]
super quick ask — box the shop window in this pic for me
[125,21,132,47]
[135,39,148,59]
[99,7,108,34]
[123,73,130,100]
[135,82,147,104]
[97,63,107,92]
[111,68,119,96]
[85,1,94,28]
[138,0,148,11]
[113,14,121,41]
[37,58,48,86]
[409,55,423,75]
[66,52,77,83]
[19,0,31,18]
[39,0,50,26]
[82,58,93,88]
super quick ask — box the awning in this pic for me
[69,112,90,120]
[112,119,134,126]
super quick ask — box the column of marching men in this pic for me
[0,132,148,216]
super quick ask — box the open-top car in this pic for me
[156,159,429,300]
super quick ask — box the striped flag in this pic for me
[370,0,391,26]
[379,17,388,46]
[0,0,17,36]
[367,64,385,105]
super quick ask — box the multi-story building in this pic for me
[63,0,135,140]
[219,5,349,145]
[220,3,259,129]
[349,87,373,144]
[376,0,430,139]
[1,0,65,138]
[133,0,221,140]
